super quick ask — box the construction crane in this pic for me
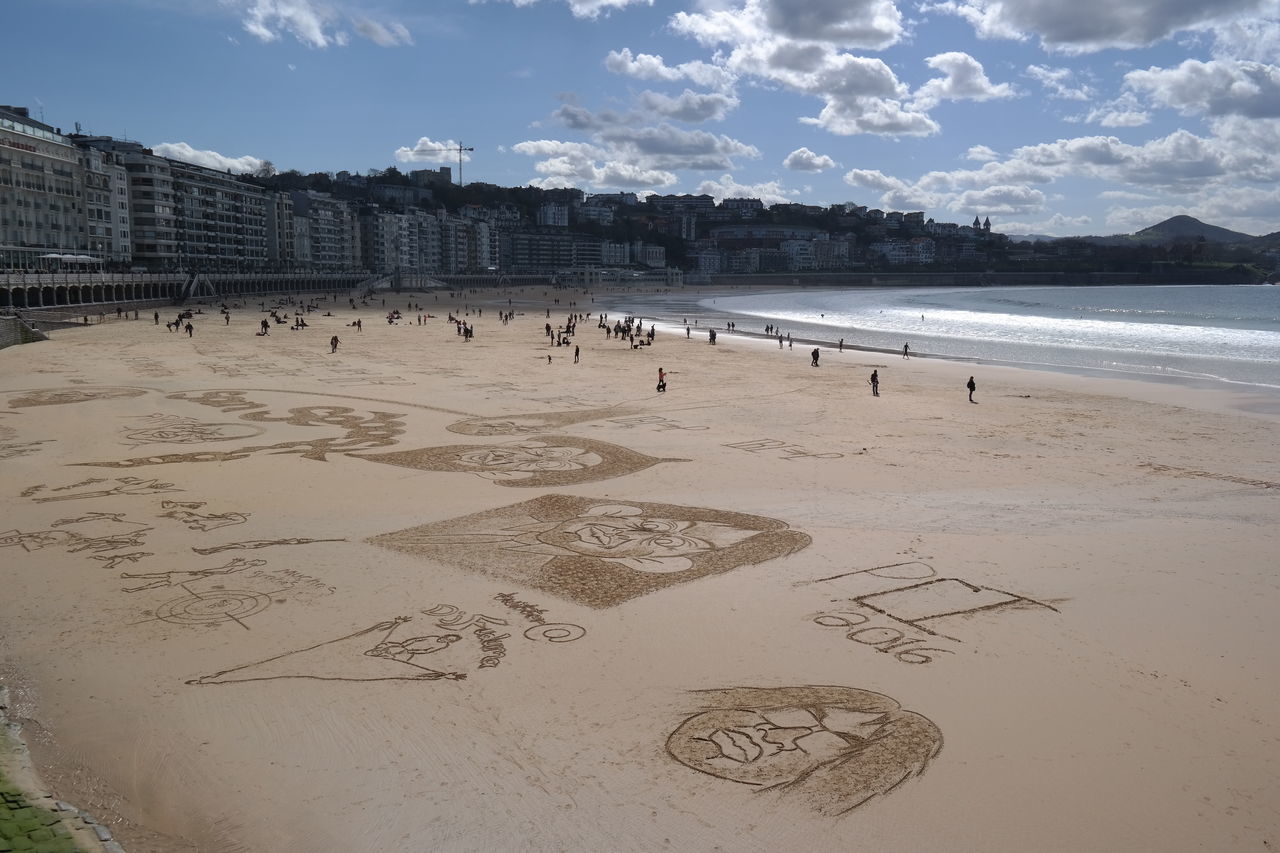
[414,142,475,186]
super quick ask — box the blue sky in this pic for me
[5,0,1280,236]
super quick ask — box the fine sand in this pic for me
[0,286,1277,852]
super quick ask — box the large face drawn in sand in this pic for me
[356,436,684,487]
[368,495,811,608]
[667,686,942,817]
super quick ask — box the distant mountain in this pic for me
[1004,233,1058,243]
[1129,215,1254,244]
[1058,215,1257,247]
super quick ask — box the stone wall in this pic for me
[0,315,49,350]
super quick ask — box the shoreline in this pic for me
[598,284,1280,416]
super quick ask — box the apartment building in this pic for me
[169,158,268,270]
[265,192,295,267]
[80,144,131,263]
[0,105,89,270]
[290,191,360,271]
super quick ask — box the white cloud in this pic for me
[513,140,678,188]
[1025,65,1094,100]
[152,142,265,174]
[783,147,837,171]
[965,144,999,161]
[669,0,939,136]
[1125,59,1280,118]
[394,137,474,164]
[1098,190,1155,200]
[695,174,798,205]
[495,0,654,19]
[921,0,1271,53]
[513,106,759,189]
[352,18,413,46]
[760,0,903,49]
[1083,93,1152,127]
[912,52,1015,109]
[604,49,736,90]
[951,184,1046,214]
[637,89,740,122]
[999,212,1094,236]
[237,0,337,48]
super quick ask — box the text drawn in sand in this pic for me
[806,562,1059,664]
[667,686,941,817]
[368,495,811,608]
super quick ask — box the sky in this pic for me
[5,0,1280,238]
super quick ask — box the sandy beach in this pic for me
[1,285,1277,852]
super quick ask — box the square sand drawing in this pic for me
[367,494,811,608]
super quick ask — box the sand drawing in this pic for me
[51,511,148,528]
[188,593,584,685]
[7,387,146,408]
[723,439,845,460]
[0,529,80,552]
[809,562,1058,642]
[369,495,811,609]
[666,686,942,817]
[191,537,346,555]
[159,506,250,531]
[78,403,406,467]
[356,436,685,487]
[123,413,265,445]
[3,509,154,555]
[28,477,183,503]
[63,528,154,553]
[121,558,269,593]
[90,552,154,570]
[187,617,468,683]
[0,423,53,461]
[446,406,637,436]
[138,584,275,630]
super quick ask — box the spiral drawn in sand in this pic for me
[522,623,586,643]
[155,589,271,629]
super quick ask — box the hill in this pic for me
[1060,215,1257,247]
[1129,215,1254,244]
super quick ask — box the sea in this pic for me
[604,284,1280,395]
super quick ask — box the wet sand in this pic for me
[0,286,1277,852]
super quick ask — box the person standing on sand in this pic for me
[870,370,879,396]
[811,348,820,367]
[330,335,340,353]
[967,376,977,403]
[185,322,194,337]
[903,343,910,359]
[839,338,844,352]
[574,345,580,364]
[657,367,667,392]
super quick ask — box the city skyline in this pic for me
[5,0,1280,238]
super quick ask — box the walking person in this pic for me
[870,370,879,396]
[185,322,194,337]
[574,345,580,364]
[330,335,340,354]
[657,367,667,393]
[903,343,910,359]
[811,348,820,367]
[967,376,977,403]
